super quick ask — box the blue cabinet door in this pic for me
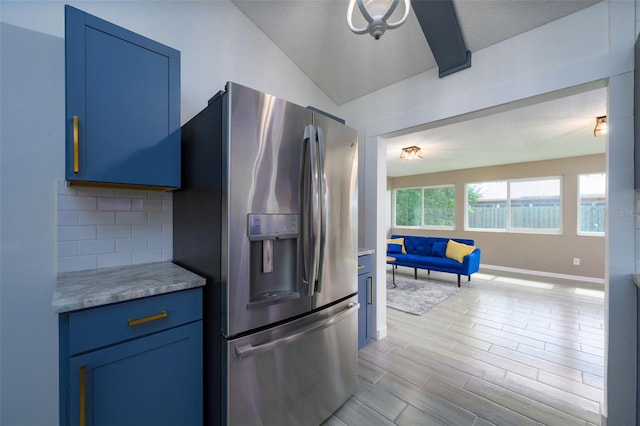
[65,5,180,189]
[68,321,202,426]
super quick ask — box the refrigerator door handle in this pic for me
[301,125,321,296]
[234,302,360,360]
[315,126,327,294]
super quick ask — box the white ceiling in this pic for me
[384,84,608,176]
[232,0,607,175]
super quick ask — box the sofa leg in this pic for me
[457,275,461,287]
[468,275,471,282]
[427,270,431,275]
[414,268,417,279]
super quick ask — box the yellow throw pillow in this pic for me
[445,240,475,263]
[386,237,406,254]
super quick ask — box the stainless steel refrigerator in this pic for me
[173,82,359,425]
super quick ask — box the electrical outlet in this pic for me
[573,257,581,266]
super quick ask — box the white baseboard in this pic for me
[480,263,605,285]
[374,326,387,340]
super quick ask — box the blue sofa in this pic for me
[387,235,481,287]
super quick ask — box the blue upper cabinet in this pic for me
[65,5,180,189]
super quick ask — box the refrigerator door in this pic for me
[225,83,313,337]
[312,113,359,309]
[226,296,359,426]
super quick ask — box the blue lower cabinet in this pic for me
[358,255,373,349]
[59,289,202,426]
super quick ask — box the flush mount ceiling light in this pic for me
[347,0,411,40]
[593,115,608,137]
[400,145,423,161]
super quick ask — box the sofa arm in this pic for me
[462,248,481,275]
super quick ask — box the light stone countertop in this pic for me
[52,261,205,314]
[358,248,375,256]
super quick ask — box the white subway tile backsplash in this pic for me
[116,211,147,225]
[133,224,163,238]
[148,236,171,249]
[58,195,97,211]
[98,252,132,268]
[97,197,132,211]
[133,249,163,264]
[56,181,173,273]
[115,189,148,199]
[57,241,78,257]
[78,211,115,225]
[78,239,115,255]
[58,225,96,242]
[116,238,147,252]
[148,191,172,200]
[97,225,132,239]
[57,180,77,195]
[57,211,78,226]
[77,187,116,197]
[132,199,162,212]
[58,255,97,273]
[162,248,173,261]
[148,211,172,224]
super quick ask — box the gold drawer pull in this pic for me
[358,265,365,269]
[79,365,86,426]
[128,311,168,327]
[73,115,79,173]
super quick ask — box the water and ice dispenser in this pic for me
[247,214,300,308]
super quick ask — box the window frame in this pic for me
[465,176,563,234]
[577,172,606,237]
[393,184,456,230]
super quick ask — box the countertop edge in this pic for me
[53,261,205,314]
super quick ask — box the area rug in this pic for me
[386,273,460,316]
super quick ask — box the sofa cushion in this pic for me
[386,237,406,254]
[401,236,433,256]
[445,240,476,263]
[432,241,447,257]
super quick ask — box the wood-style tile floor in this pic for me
[326,268,605,426]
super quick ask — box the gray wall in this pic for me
[389,154,606,280]
[1,23,62,425]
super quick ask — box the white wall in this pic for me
[0,2,338,424]
[338,1,637,424]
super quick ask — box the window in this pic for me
[466,177,561,233]
[578,173,605,235]
[394,185,455,229]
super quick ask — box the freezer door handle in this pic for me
[234,302,360,360]
[315,126,328,294]
[301,125,321,295]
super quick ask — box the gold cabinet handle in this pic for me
[368,276,374,305]
[358,265,364,270]
[79,365,86,426]
[128,311,168,327]
[73,115,79,173]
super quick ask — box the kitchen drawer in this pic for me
[67,288,202,355]
[358,254,372,276]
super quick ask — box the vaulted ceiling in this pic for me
[232,0,607,176]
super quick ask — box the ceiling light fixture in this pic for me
[400,145,423,161]
[593,115,608,137]
[347,0,411,40]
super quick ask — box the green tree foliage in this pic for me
[423,186,455,226]
[395,188,421,226]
